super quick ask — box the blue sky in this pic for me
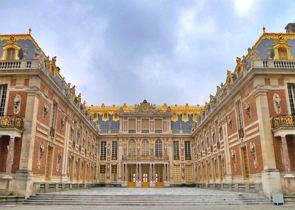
[1,0,294,105]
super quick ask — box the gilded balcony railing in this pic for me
[122,155,169,161]
[272,114,295,129]
[0,115,24,130]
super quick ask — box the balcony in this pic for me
[122,155,169,162]
[272,115,295,130]
[0,115,24,130]
[0,60,40,70]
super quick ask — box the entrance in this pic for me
[241,147,249,179]
[141,164,149,188]
[45,146,53,180]
[128,164,136,187]
[155,164,163,188]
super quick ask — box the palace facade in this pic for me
[0,24,295,199]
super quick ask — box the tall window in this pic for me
[185,141,191,160]
[142,119,149,133]
[51,101,58,128]
[7,48,15,60]
[0,84,7,116]
[173,141,179,160]
[128,139,136,156]
[142,139,149,156]
[278,47,287,60]
[128,119,136,133]
[288,84,295,115]
[155,139,162,157]
[155,119,162,133]
[236,100,244,139]
[112,141,117,160]
[100,141,106,160]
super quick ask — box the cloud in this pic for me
[0,0,292,105]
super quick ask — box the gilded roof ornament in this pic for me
[50,56,58,75]
[226,70,233,86]
[234,57,244,77]
[70,85,76,95]
[262,26,266,33]
[28,27,32,34]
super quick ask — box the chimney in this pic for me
[285,23,295,33]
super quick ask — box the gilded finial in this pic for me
[262,26,266,33]
[28,27,32,34]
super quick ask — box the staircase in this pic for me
[23,191,271,206]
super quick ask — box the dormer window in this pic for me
[1,36,20,61]
[273,35,293,61]
[278,47,287,60]
[7,48,16,60]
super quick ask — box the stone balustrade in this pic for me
[122,155,169,161]
[253,60,295,69]
[0,60,40,70]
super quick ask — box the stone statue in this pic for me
[273,93,281,114]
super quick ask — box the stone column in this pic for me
[121,163,125,182]
[255,87,281,198]
[139,163,142,181]
[61,121,70,183]
[281,135,293,176]
[4,136,15,178]
[166,164,170,183]
[222,122,232,183]
[149,163,152,182]
[125,164,128,183]
[15,89,40,198]
[163,164,166,182]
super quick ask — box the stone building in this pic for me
[0,24,295,199]
[0,32,99,198]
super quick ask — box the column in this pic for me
[281,135,292,174]
[153,163,156,182]
[135,164,138,181]
[61,121,70,182]
[139,163,142,182]
[223,122,232,183]
[149,163,152,182]
[166,164,170,183]
[255,88,281,198]
[163,164,166,182]
[125,164,128,183]
[121,163,124,182]
[5,136,15,177]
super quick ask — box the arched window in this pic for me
[142,139,149,156]
[155,139,162,157]
[7,48,15,60]
[128,139,136,156]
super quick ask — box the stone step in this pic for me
[23,195,270,206]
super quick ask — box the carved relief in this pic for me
[13,95,21,115]
[273,93,281,114]
[37,144,45,169]
[244,102,251,118]
[250,142,257,168]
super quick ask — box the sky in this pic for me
[0,0,294,106]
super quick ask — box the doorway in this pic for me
[45,146,53,180]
